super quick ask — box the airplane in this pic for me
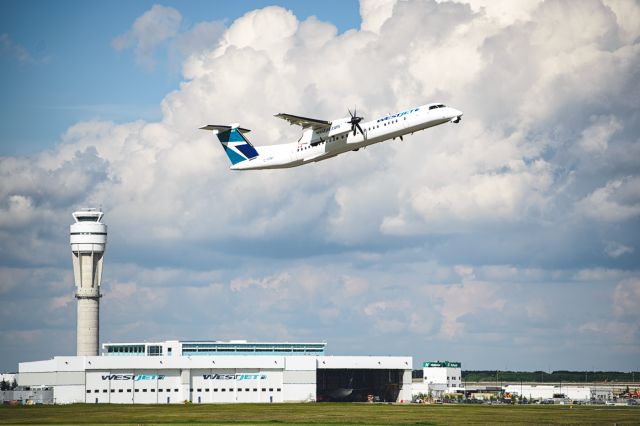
[327,377,354,400]
[201,102,463,170]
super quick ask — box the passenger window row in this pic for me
[300,119,408,150]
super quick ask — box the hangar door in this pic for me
[316,368,403,402]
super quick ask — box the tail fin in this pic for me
[200,125,258,165]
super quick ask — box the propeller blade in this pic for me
[346,106,364,137]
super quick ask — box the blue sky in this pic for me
[1,0,360,155]
[1,0,639,373]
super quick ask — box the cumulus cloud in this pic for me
[112,4,183,69]
[359,0,397,33]
[1,0,640,370]
[170,21,225,65]
[577,177,640,222]
[579,115,622,154]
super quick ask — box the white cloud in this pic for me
[604,241,634,258]
[112,4,183,69]
[171,21,225,64]
[423,268,506,339]
[613,278,640,317]
[359,0,397,33]
[230,272,291,292]
[577,177,640,222]
[579,115,622,154]
[450,0,543,25]
[341,275,369,296]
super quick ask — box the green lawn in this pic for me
[1,403,639,425]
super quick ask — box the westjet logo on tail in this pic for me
[217,128,259,165]
[101,374,165,381]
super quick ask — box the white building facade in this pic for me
[423,361,461,388]
[504,384,611,401]
[18,340,412,404]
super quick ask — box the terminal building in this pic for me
[16,209,413,404]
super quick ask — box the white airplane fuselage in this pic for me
[225,103,462,170]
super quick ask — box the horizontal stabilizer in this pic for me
[200,125,251,134]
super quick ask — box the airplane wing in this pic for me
[274,113,331,130]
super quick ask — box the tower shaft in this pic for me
[70,209,107,356]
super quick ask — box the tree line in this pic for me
[0,378,18,390]
[413,370,640,383]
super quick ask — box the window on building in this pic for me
[135,389,139,392]
[151,389,155,392]
[118,389,123,393]
[103,390,107,393]
[127,389,131,393]
[86,390,91,393]
[262,388,266,392]
[159,389,163,392]
[214,389,218,392]
[277,388,281,392]
[238,388,242,392]
[253,388,257,392]
[110,389,115,393]
[174,389,179,392]
[143,389,147,392]
[221,389,226,392]
[197,388,201,392]
[147,345,163,356]
[269,388,274,392]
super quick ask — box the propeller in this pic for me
[348,107,365,137]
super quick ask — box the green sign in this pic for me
[423,361,461,368]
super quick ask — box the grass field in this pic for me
[1,403,639,425]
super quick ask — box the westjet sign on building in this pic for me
[203,374,268,380]
[99,373,267,381]
[101,374,165,381]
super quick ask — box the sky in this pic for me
[0,0,639,373]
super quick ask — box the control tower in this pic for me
[70,208,107,356]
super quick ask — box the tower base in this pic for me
[76,296,100,356]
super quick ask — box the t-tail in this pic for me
[200,124,259,167]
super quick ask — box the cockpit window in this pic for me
[429,104,446,110]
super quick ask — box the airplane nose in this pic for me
[449,108,463,123]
